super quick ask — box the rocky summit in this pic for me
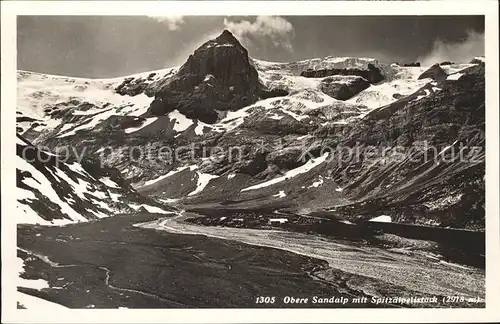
[15,30,485,231]
[147,30,267,123]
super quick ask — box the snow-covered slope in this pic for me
[16,66,178,136]
[16,135,173,225]
[18,55,476,145]
[14,58,397,137]
[345,65,429,109]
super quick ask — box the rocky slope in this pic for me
[16,30,485,229]
[309,64,485,229]
[16,134,173,225]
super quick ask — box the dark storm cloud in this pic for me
[17,15,484,78]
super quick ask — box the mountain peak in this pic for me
[213,29,243,47]
[148,29,261,123]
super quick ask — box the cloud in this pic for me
[148,16,185,31]
[223,16,295,51]
[169,30,226,66]
[418,30,484,66]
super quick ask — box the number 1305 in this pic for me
[255,296,276,304]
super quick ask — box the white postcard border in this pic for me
[1,1,499,323]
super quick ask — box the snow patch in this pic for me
[67,162,92,178]
[141,165,198,188]
[158,198,180,204]
[369,215,392,223]
[267,113,284,120]
[447,73,463,81]
[129,204,173,214]
[17,158,88,224]
[203,74,215,82]
[438,140,459,155]
[280,108,309,121]
[346,66,430,110]
[273,190,287,198]
[194,121,213,136]
[170,110,194,133]
[57,108,117,138]
[241,152,329,191]
[124,117,158,134]
[307,176,324,188]
[100,177,120,188]
[269,218,288,224]
[188,172,219,196]
[16,256,50,290]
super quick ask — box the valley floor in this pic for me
[17,212,485,309]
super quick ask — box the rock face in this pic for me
[300,63,384,84]
[314,65,485,229]
[418,64,448,81]
[148,30,263,123]
[320,76,371,100]
[115,77,148,96]
[470,57,485,65]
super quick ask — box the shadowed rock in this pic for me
[403,62,421,67]
[418,64,448,81]
[470,57,485,65]
[300,63,384,84]
[320,76,370,100]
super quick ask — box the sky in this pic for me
[17,15,485,78]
